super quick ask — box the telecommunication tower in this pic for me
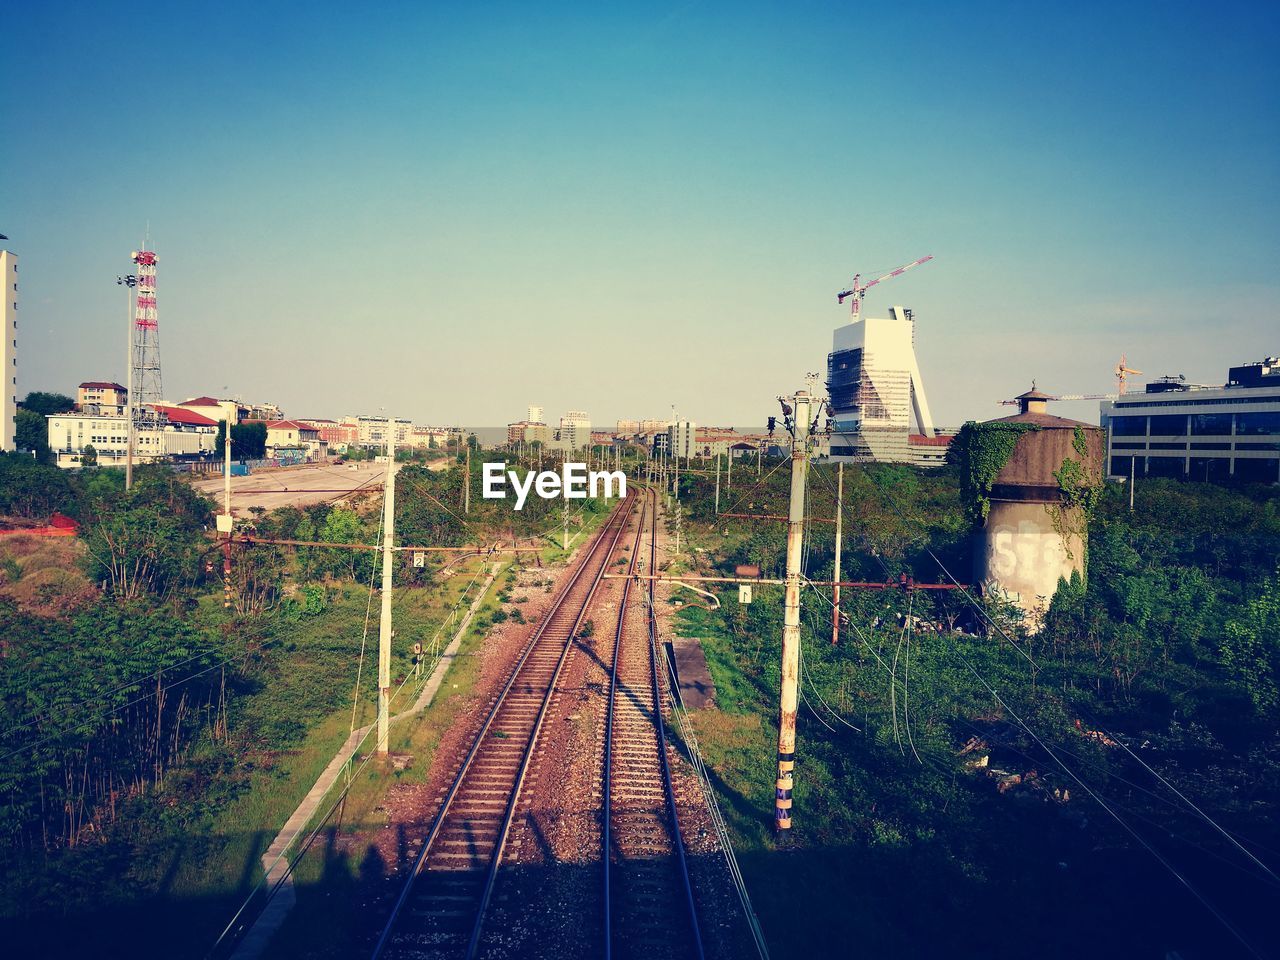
[131,249,163,406]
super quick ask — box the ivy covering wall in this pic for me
[946,421,1041,525]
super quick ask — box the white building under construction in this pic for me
[826,305,948,466]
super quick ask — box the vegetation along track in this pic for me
[371,497,633,960]
[603,488,705,960]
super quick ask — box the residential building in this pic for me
[239,400,284,421]
[527,404,545,424]
[827,304,938,464]
[349,415,413,447]
[179,396,239,426]
[554,411,591,451]
[408,424,451,448]
[47,404,219,468]
[303,418,359,450]
[242,419,323,461]
[508,421,552,446]
[77,381,127,415]
[1,248,16,451]
[668,419,696,459]
[1100,357,1280,485]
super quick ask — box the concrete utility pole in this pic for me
[727,448,732,490]
[776,390,814,833]
[831,462,844,646]
[1129,453,1136,512]
[116,274,137,488]
[562,501,570,552]
[376,427,398,756]
[222,419,233,609]
[464,438,471,514]
[714,455,721,515]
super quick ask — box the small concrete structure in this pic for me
[975,388,1103,629]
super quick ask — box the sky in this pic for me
[2,1,1278,430]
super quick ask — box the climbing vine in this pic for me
[1048,425,1102,561]
[947,421,1041,525]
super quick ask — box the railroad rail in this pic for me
[371,498,632,960]
[603,489,705,960]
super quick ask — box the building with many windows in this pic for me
[825,304,950,467]
[1100,357,1280,485]
[47,404,219,468]
[77,381,128,415]
[554,411,591,451]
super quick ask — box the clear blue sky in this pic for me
[3,1,1277,429]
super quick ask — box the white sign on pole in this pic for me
[413,551,425,568]
[739,584,753,604]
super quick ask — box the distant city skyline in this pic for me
[3,2,1277,430]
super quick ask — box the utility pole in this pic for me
[714,454,721,515]
[776,389,814,833]
[1129,453,1136,512]
[831,462,843,645]
[376,426,398,756]
[116,274,137,488]
[757,442,762,475]
[727,448,732,490]
[464,437,471,514]
[562,501,570,551]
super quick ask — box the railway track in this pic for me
[603,490,705,960]
[371,498,632,960]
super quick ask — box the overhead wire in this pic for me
[859,467,1272,955]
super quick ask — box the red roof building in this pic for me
[151,404,220,427]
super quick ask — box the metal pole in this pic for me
[124,281,134,489]
[776,391,811,833]
[223,418,233,609]
[377,425,397,755]
[831,462,843,645]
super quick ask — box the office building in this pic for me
[1101,357,1280,485]
[826,304,941,465]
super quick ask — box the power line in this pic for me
[860,467,1271,955]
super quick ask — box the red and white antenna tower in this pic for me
[130,249,163,405]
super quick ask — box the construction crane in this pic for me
[1116,354,1142,395]
[997,391,1117,406]
[837,254,933,321]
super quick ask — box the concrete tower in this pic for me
[1,247,16,452]
[827,305,936,462]
[973,388,1104,629]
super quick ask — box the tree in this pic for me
[0,452,79,518]
[215,420,267,460]
[81,444,98,468]
[14,408,52,464]
[79,468,213,600]
[21,391,76,417]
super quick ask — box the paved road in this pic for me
[192,462,389,513]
